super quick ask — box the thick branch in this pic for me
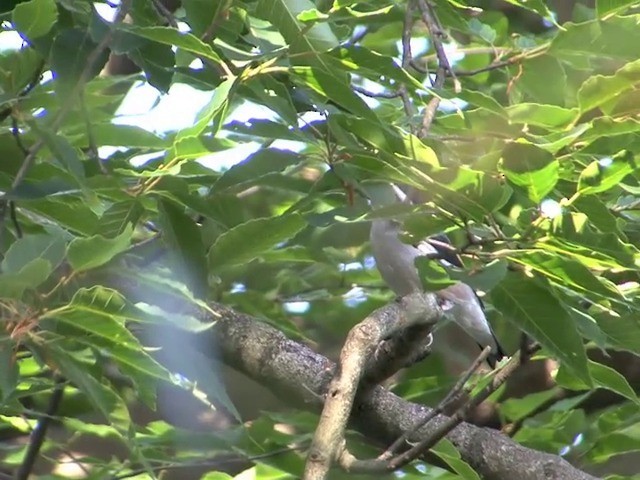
[184,301,596,480]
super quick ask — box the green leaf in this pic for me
[255,0,339,63]
[34,125,85,183]
[491,272,591,385]
[157,198,209,298]
[517,55,567,106]
[578,151,636,195]
[501,142,559,203]
[87,124,168,148]
[124,26,225,65]
[595,312,640,354]
[549,212,634,267]
[170,78,235,158]
[557,360,639,404]
[95,200,144,238]
[2,233,66,273]
[431,439,481,480]
[291,66,376,120]
[508,251,623,304]
[67,225,133,272]
[596,0,638,17]
[208,214,306,269]
[212,149,301,192]
[501,388,563,423]
[505,104,577,129]
[0,258,52,299]
[415,257,457,290]
[43,287,170,381]
[50,27,109,95]
[11,0,57,39]
[579,58,640,113]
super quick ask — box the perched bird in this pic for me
[367,184,505,368]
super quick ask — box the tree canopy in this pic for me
[1,0,640,479]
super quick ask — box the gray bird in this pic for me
[367,185,505,368]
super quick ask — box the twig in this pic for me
[398,3,415,122]
[11,117,29,156]
[15,375,66,480]
[9,202,22,239]
[386,345,538,470]
[151,0,178,28]
[352,85,402,99]
[414,0,458,137]
[201,0,231,43]
[454,58,520,77]
[79,92,107,174]
[380,346,491,460]
[113,444,308,480]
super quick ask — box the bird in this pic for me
[367,185,505,368]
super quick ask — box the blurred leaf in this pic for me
[157,198,209,298]
[508,251,622,304]
[67,225,133,272]
[0,258,52,299]
[11,0,57,39]
[0,337,19,400]
[125,26,225,64]
[46,347,131,430]
[50,27,109,95]
[87,124,168,148]
[2,233,66,273]
[95,200,143,238]
[291,66,376,120]
[596,0,638,17]
[506,104,577,129]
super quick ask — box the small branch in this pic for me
[113,444,308,480]
[381,346,492,459]
[398,3,416,122]
[454,57,520,77]
[387,345,538,471]
[15,376,66,480]
[415,0,456,137]
[151,0,178,28]
[352,85,402,99]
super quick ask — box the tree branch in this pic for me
[197,302,596,480]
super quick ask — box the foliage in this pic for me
[1,0,640,478]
